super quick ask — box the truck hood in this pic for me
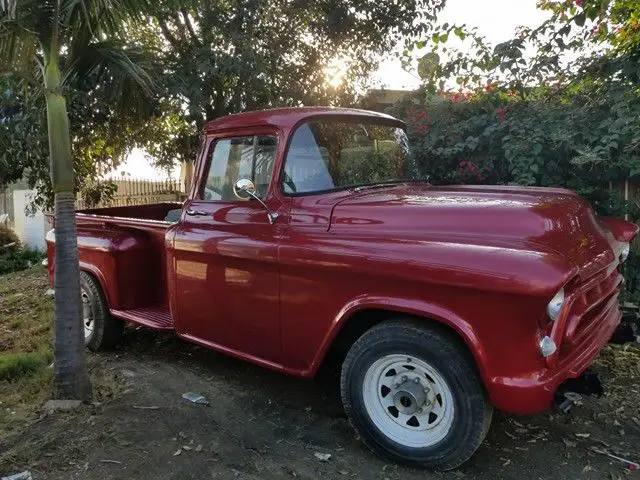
[329,184,621,281]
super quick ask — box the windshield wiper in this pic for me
[351,182,405,193]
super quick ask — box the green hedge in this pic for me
[0,225,45,275]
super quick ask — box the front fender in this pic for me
[304,294,490,387]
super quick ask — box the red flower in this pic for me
[414,123,429,133]
[457,160,485,182]
[485,83,494,93]
[575,0,583,6]
[497,107,506,122]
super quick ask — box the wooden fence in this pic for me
[75,178,184,210]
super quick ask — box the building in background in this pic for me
[361,89,412,113]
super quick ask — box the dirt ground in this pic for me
[1,324,639,480]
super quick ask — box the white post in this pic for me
[12,190,46,250]
[625,179,629,221]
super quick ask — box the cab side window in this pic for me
[203,135,277,201]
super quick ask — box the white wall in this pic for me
[12,189,46,250]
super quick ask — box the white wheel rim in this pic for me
[362,354,455,448]
[81,289,94,340]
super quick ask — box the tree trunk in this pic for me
[44,53,92,401]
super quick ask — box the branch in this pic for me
[157,18,180,48]
[170,12,187,41]
[0,68,39,88]
[181,10,201,46]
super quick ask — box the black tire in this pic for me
[80,272,123,351]
[340,319,492,471]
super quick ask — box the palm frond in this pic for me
[61,0,153,39]
[1,0,55,31]
[64,40,155,100]
[0,24,39,84]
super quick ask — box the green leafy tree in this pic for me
[136,0,446,170]
[396,0,640,199]
[0,79,40,189]
[0,0,154,400]
[0,42,176,212]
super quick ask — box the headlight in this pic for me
[546,288,565,321]
[45,229,55,243]
[539,336,557,357]
[620,243,630,262]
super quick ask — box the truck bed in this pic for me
[54,202,185,325]
[76,202,183,224]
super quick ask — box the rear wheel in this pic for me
[80,272,123,351]
[340,320,492,471]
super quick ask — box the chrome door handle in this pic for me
[186,209,208,216]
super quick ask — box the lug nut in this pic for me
[401,375,407,381]
[413,378,420,384]
[394,383,400,388]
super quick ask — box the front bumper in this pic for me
[488,303,620,415]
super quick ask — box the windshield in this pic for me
[282,119,418,194]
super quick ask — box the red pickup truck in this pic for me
[46,107,638,470]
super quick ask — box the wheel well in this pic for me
[80,269,109,305]
[317,308,478,380]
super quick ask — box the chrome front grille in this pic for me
[563,267,622,346]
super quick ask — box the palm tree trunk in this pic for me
[45,51,92,401]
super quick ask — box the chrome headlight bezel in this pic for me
[546,288,565,322]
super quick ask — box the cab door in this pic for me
[169,130,287,366]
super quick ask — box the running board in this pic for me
[111,306,174,331]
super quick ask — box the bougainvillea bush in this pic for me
[391,83,640,216]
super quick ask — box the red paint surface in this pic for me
[46,107,638,415]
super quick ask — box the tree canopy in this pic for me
[1,0,447,203]
[395,0,639,201]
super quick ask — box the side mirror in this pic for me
[233,178,256,199]
[233,178,278,225]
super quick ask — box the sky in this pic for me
[373,0,550,90]
[116,0,549,180]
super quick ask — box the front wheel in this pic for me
[340,320,492,471]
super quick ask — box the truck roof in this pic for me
[203,107,404,134]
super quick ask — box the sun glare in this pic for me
[324,57,349,88]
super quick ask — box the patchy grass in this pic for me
[0,267,128,437]
[0,266,53,355]
[0,350,52,381]
[0,267,53,430]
